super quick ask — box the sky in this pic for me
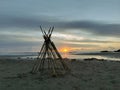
[0,0,120,53]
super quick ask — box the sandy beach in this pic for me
[0,58,120,90]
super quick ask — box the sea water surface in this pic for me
[67,54,120,61]
[0,52,120,61]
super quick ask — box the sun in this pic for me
[59,47,70,53]
[59,47,70,58]
[63,48,68,52]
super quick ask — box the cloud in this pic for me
[0,15,53,29]
[60,21,120,38]
[0,14,120,38]
[0,33,42,49]
[65,39,120,43]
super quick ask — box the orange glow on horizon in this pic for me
[63,48,68,52]
[59,47,70,58]
[59,47,71,53]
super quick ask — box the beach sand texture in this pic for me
[0,58,120,90]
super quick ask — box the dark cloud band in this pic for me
[0,15,120,38]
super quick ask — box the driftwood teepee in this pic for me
[31,26,69,76]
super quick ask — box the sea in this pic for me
[0,52,120,61]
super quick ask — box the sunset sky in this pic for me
[0,0,120,53]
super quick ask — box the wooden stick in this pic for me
[31,42,45,73]
[51,41,69,70]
